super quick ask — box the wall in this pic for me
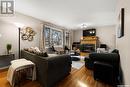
[0,12,68,59]
[116,0,130,85]
[0,13,43,58]
[73,30,82,42]
[73,25,116,49]
[96,25,116,49]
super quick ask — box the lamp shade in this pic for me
[14,22,24,28]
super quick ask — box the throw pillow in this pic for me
[42,52,48,57]
[26,47,41,54]
[24,48,28,51]
[97,48,106,53]
[28,47,34,53]
[37,52,48,57]
[34,47,41,53]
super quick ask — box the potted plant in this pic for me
[80,44,84,52]
[6,44,12,54]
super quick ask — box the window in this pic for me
[44,26,63,47]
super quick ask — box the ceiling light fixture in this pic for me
[81,24,87,28]
[80,23,92,29]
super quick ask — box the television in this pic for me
[83,29,96,36]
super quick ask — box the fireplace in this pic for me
[80,44,95,53]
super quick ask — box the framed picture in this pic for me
[117,8,124,38]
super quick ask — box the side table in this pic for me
[0,54,15,69]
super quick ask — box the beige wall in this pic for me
[73,25,116,49]
[96,25,116,49]
[73,30,82,42]
[116,0,130,85]
[0,12,67,59]
[0,13,43,58]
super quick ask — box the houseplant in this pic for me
[80,44,84,52]
[6,44,12,54]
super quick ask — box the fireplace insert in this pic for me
[80,44,95,52]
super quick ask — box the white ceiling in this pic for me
[15,0,117,29]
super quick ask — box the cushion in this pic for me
[37,52,48,57]
[28,47,34,53]
[23,47,48,57]
[24,47,41,54]
[24,48,28,51]
[34,47,41,53]
[97,48,106,53]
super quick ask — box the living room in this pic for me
[0,0,130,87]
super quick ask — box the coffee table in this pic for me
[71,56,85,61]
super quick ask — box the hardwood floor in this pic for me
[0,66,112,87]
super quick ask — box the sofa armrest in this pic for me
[21,50,48,86]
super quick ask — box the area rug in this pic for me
[72,61,85,69]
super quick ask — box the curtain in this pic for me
[39,24,45,51]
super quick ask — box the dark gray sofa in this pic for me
[21,50,72,87]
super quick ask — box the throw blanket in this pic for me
[7,59,36,87]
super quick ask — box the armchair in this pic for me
[85,49,120,85]
[91,52,120,84]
